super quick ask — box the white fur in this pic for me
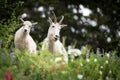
[14,19,37,54]
[42,14,68,63]
[42,38,68,63]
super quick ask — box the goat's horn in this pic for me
[32,22,38,25]
[20,18,24,23]
[48,17,53,24]
[52,11,57,23]
[59,16,64,24]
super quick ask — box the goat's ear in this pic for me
[20,18,24,23]
[32,22,38,25]
[48,17,53,24]
[61,24,67,28]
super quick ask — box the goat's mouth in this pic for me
[52,36,59,41]
[50,35,59,41]
[54,37,59,41]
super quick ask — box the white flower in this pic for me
[106,53,110,58]
[86,58,90,62]
[109,70,112,74]
[99,70,102,75]
[100,66,103,69]
[68,49,81,56]
[106,76,109,80]
[94,58,97,62]
[55,57,62,63]
[105,60,109,64]
[80,63,83,67]
[77,74,83,79]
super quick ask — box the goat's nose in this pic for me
[24,29,27,32]
[55,35,60,38]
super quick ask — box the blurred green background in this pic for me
[0,0,120,54]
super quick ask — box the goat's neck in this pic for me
[23,33,28,38]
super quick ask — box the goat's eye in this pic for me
[52,26,54,28]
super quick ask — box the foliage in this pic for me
[0,48,120,80]
[0,15,20,48]
[0,0,23,49]
[0,0,24,20]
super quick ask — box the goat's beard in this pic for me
[48,35,59,54]
[48,40,56,54]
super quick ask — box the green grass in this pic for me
[0,48,120,80]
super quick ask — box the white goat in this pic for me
[14,18,37,54]
[42,13,68,63]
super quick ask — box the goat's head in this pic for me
[47,12,67,41]
[20,18,37,34]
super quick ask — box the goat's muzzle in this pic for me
[54,35,60,41]
[24,29,27,32]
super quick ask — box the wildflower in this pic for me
[80,63,83,67]
[86,58,90,62]
[99,70,102,75]
[22,76,27,80]
[55,57,62,63]
[105,60,109,64]
[94,58,97,62]
[61,59,65,70]
[77,74,83,80]
[51,65,56,72]
[109,70,112,74]
[68,49,81,56]
[100,66,103,69]
[106,53,110,58]
[4,68,14,80]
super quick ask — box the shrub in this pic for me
[0,48,120,80]
[0,14,20,48]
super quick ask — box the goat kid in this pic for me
[14,18,37,54]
